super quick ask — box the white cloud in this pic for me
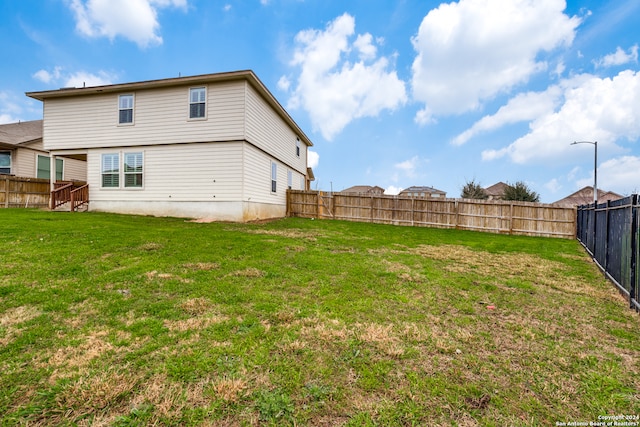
[452,87,562,145]
[223,4,231,12]
[277,75,290,92]
[481,70,640,164]
[353,33,377,60]
[544,178,561,194]
[307,150,319,169]
[32,66,116,88]
[576,156,640,195]
[594,45,639,68]
[283,13,407,140]
[68,0,187,48]
[393,155,427,179]
[411,0,580,124]
[0,92,30,123]
[0,114,19,125]
[65,71,115,87]
[33,66,63,84]
[384,185,403,195]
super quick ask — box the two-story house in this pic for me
[27,70,314,221]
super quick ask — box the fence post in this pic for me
[630,195,638,310]
[604,200,611,271]
[509,203,514,235]
[370,195,374,223]
[593,202,598,257]
[4,176,9,208]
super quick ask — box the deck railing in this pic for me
[51,181,89,212]
[51,182,74,210]
[70,184,89,212]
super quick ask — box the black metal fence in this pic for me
[577,195,639,312]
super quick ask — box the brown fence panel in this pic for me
[287,190,577,239]
[456,199,511,234]
[511,203,576,238]
[0,176,51,208]
[288,189,319,218]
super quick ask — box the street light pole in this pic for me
[571,141,598,204]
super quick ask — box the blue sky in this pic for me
[2,0,639,202]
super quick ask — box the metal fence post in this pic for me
[630,195,638,310]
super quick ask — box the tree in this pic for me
[502,181,540,202]
[461,179,488,199]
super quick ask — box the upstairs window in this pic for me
[0,151,11,174]
[102,153,120,188]
[119,94,134,124]
[189,87,206,119]
[124,152,143,188]
[296,138,300,157]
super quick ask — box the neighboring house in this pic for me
[0,120,86,181]
[553,186,623,207]
[26,70,314,221]
[484,182,508,200]
[399,186,446,198]
[341,185,385,195]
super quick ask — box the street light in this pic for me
[571,140,598,204]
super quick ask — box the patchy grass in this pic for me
[0,209,638,426]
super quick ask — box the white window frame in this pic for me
[123,152,143,188]
[287,170,293,190]
[118,94,134,125]
[296,138,300,157]
[0,151,11,175]
[189,87,207,120]
[271,162,277,193]
[101,153,120,188]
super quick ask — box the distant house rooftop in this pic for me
[484,182,508,200]
[553,186,623,207]
[341,185,385,195]
[399,186,446,198]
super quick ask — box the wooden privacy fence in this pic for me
[287,190,577,239]
[0,175,51,208]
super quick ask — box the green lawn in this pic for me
[0,209,638,426]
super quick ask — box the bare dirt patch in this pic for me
[213,377,248,402]
[163,313,229,332]
[182,262,220,271]
[0,305,41,346]
[228,268,266,278]
[145,270,193,283]
[230,228,321,241]
[0,305,41,327]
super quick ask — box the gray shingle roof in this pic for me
[0,120,43,146]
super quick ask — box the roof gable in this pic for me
[484,182,508,196]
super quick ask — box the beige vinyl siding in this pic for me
[245,84,307,175]
[242,143,303,204]
[63,157,87,181]
[87,142,243,202]
[11,147,86,181]
[13,148,36,178]
[43,82,246,151]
